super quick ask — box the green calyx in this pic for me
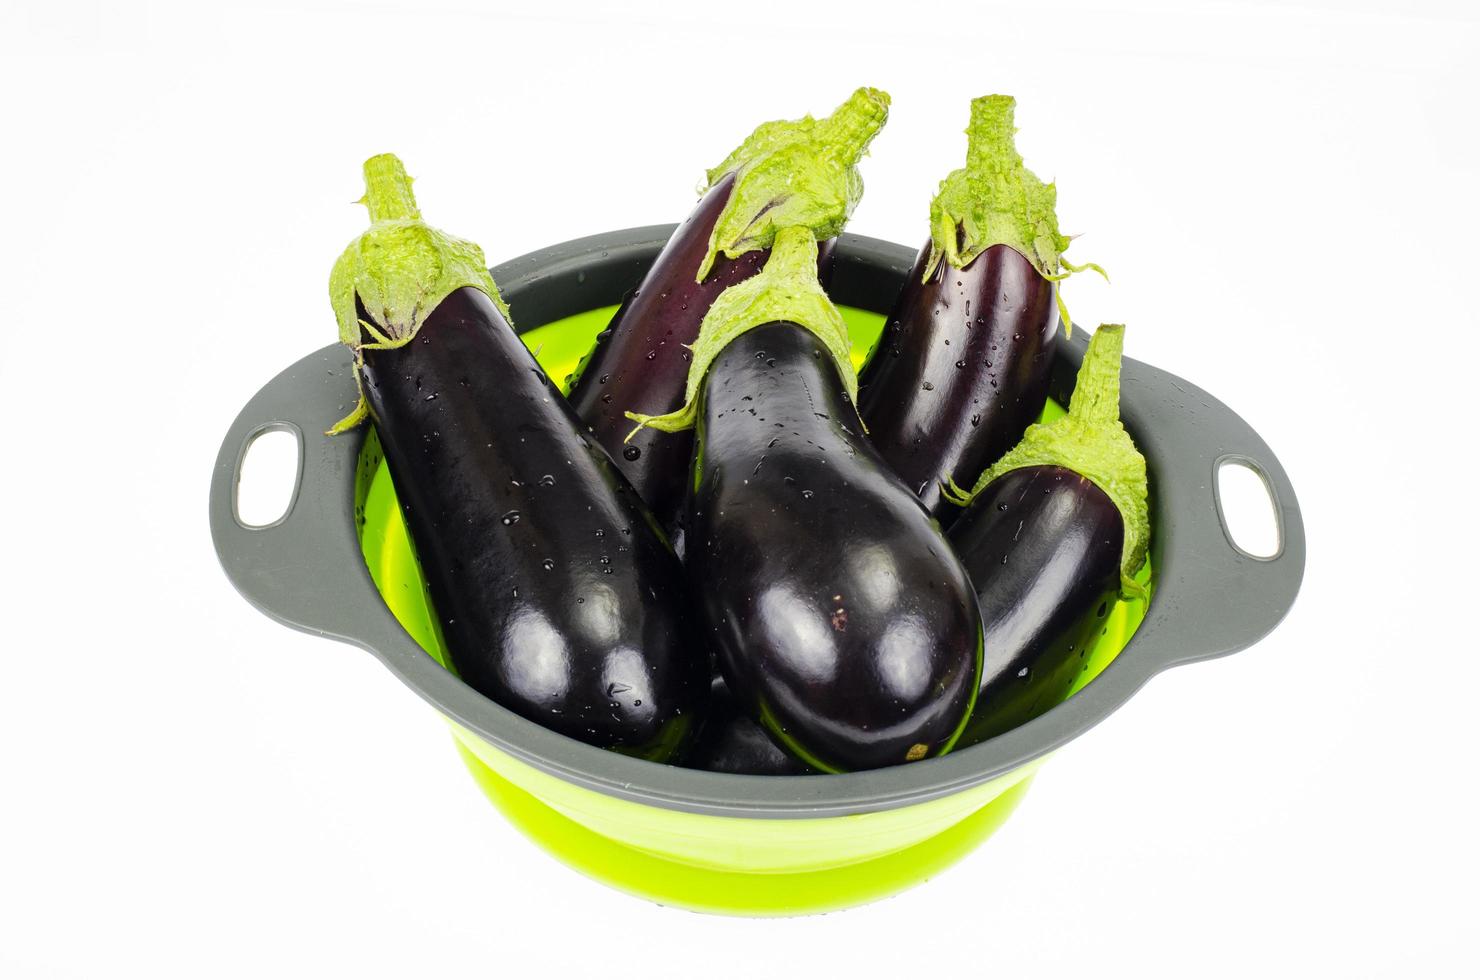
[625,226,854,437]
[943,324,1150,598]
[926,95,1064,278]
[697,86,890,282]
[326,153,511,434]
[925,95,1106,334]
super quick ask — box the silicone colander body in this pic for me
[353,302,1149,914]
[210,228,1305,916]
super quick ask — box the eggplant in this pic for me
[949,466,1122,745]
[632,227,983,773]
[857,95,1105,522]
[858,242,1056,518]
[568,87,889,527]
[945,324,1150,748]
[565,173,768,530]
[328,155,706,761]
[684,676,815,776]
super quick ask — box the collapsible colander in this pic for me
[210,228,1305,916]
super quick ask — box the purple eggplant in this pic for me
[328,155,706,761]
[568,87,889,526]
[631,228,983,773]
[684,676,815,776]
[566,174,767,529]
[858,95,1104,522]
[944,324,1150,747]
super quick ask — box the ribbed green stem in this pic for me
[360,154,421,223]
[812,86,892,148]
[696,87,890,281]
[762,224,817,278]
[964,95,1020,179]
[1067,324,1124,423]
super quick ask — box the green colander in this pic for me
[210,228,1304,916]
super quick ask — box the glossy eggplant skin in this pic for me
[684,676,815,775]
[858,243,1057,523]
[360,287,707,760]
[687,321,983,773]
[568,174,835,526]
[949,465,1123,748]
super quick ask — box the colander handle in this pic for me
[1109,354,1306,674]
[209,346,406,649]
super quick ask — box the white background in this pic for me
[2,1,1476,977]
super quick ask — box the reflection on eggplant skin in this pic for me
[570,579,624,648]
[757,586,838,684]
[875,616,935,704]
[844,541,903,613]
[500,607,573,706]
[600,646,656,721]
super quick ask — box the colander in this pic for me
[210,227,1304,916]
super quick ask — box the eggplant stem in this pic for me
[623,407,693,440]
[940,476,974,507]
[358,318,397,349]
[697,87,889,281]
[1065,324,1125,425]
[1044,259,1107,283]
[1055,291,1074,339]
[361,154,421,223]
[1043,258,1109,336]
[1061,258,1110,282]
[1121,574,1149,602]
[963,95,1019,182]
[326,385,370,435]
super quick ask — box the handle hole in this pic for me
[236,426,302,528]
[1215,457,1282,559]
